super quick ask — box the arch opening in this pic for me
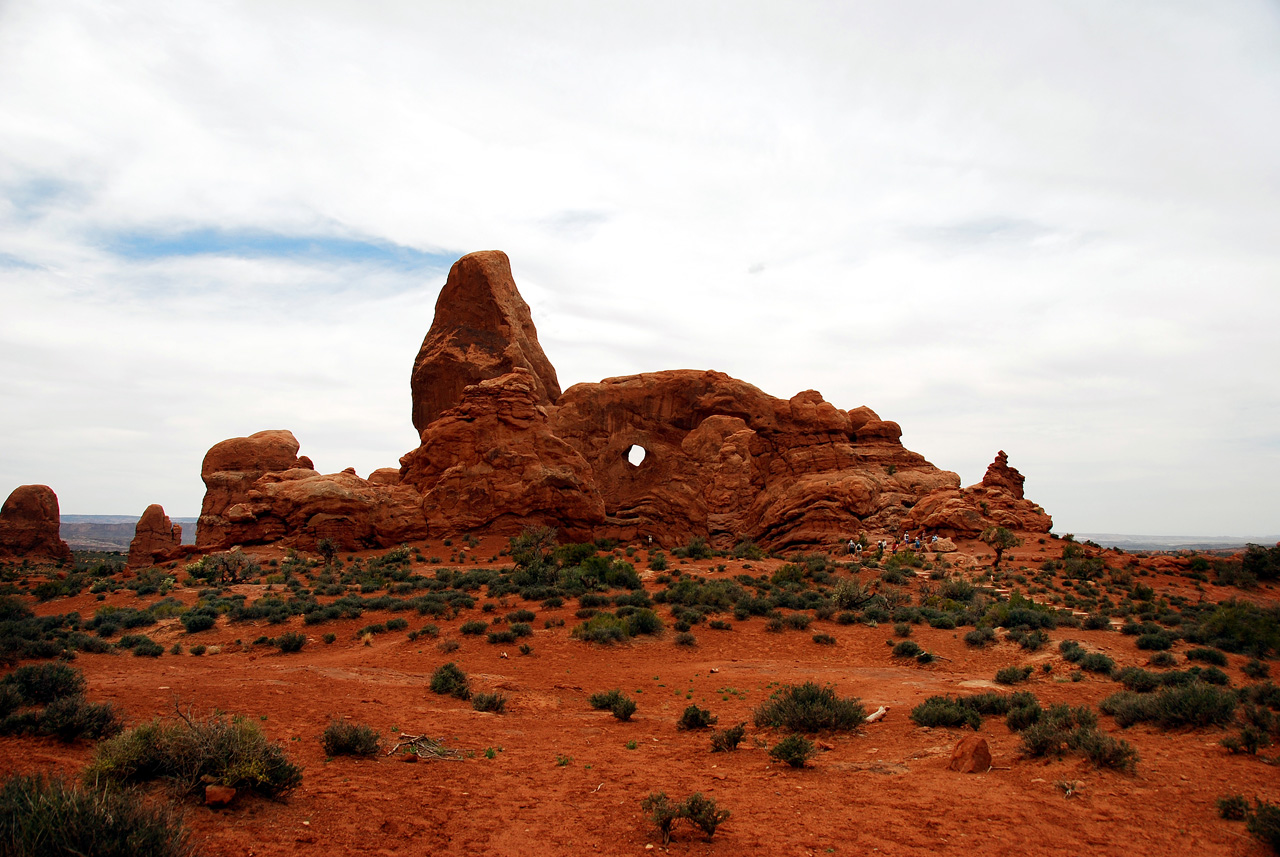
[625,444,647,467]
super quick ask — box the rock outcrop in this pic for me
[127,504,184,568]
[194,251,1054,553]
[410,251,561,435]
[904,450,1052,537]
[0,485,72,563]
[401,370,604,541]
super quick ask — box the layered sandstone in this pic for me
[192,250,1052,553]
[127,504,184,568]
[410,251,561,435]
[0,485,72,563]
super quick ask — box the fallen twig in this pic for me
[386,734,470,761]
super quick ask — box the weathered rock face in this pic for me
[410,251,561,435]
[402,370,604,542]
[0,485,72,563]
[551,372,960,549]
[127,504,183,568]
[904,450,1052,538]
[193,251,1054,553]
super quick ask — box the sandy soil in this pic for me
[2,537,1277,857]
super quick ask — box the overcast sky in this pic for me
[2,1,1278,537]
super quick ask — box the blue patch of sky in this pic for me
[3,177,86,221]
[103,228,457,272]
[0,252,40,270]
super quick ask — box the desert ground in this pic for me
[2,533,1278,856]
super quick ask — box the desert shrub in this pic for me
[0,773,193,857]
[85,712,302,797]
[709,620,731,631]
[1078,652,1116,675]
[590,689,637,721]
[812,632,836,645]
[677,704,717,731]
[1067,726,1139,773]
[487,630,517,644]
[570,613,630,644]
[507,609,536,623]
[893,622,912,637]
[1196,665,1231,686]
[640,792,681,845]
[1148,650,1177,667]
[648,552,668,571]
[319,719,380,756]
[1185,647,1228,667]
[672,631,696,647]
[679,792,731,839]
[1084,613,1112,630]
[625,608,663,636]
[769,733,815,768]
[133,638,165,658]
[1019,704,1097,759]
[429,662,471,700]
[459,620,487,636]
[964,627,996,648]
[1218,793,1250,820]
[276,631,306,653]
[995,665,1033,685]
[1006,699,1043,732]
[1116,667,1163,693]
[1,663,85,704]
[1011,628,1050,652]
[1059,640,1084,663]
[1248,800,1280,853]
[1136,632,1174,651]
[36,695,123,742]
[710,723,746,752]
[1101,682,1237,729]
[1243,659,1271,680]
[892,640,923,658]
[753,682,865,733]
[180,609,217,633]
[472,692,507,714]
[910,696,980,730]
[783,613,812,631]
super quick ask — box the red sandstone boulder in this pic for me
[982,450,1025,498]
[197,430,312,549]
[127,504,183,568]
[949,736,992,773]
[410,251,561,435]
[401,370,604,541]
[0,485,72,563]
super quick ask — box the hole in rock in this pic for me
[625,445,647,467]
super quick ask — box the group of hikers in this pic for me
[846,531,938,558]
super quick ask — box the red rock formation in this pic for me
[904,450,1052,538]
[410,251,561,435]
[551,372,959,549]
[192,251,1054,553]
[127,504,183,568]
[401,370,604,541]
[0,484,72,563]
[197,430,313,549]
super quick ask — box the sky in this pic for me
[1,1,1278,537]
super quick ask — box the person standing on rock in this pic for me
[847,539,856,556]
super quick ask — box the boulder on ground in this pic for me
[948,735,992,773]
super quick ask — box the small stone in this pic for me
[204,785,236,807]
[948,736,992,773]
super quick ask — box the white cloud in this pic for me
[1,0,1278,534]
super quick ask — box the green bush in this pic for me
[1185,647,1228,667]
[910,696,981,730]
[640,791,729,844]
[276,631,306,653]
[429,662,471,700]
[0,774,193,857]
[1101,682,1237,728]
[570,613,630,644]
[1,663,85,704]
[995,665,1033,685]
[1218,794,1250,820]
[487,630,517,644]
[85,712,302,797]
[472,692,507,714]
[319,719,380,756]
[1067,727,1139,773]
[674,632,697,647]
[1136,632,1173,651]
[892,640,923,658]
[589,689,637,721]
[753,682,865,733]
[710,723,746,752]
[964,627,996,648]
[677,704,717,731]
[35,695,123,742]
[179,610,217,633]
[1248,800,1280,853]
[459,620,487,636]
[1078,652,1116,674]
[769,733,815,768]
[1243,659,1271,680]
[133,638,165,657]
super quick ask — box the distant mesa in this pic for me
[0,484,72,563]
[189,249,1051,552]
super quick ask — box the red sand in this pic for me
[3,537,1276,856]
